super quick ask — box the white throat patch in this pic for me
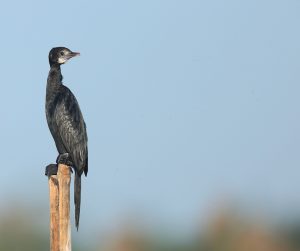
[58,57,67,64]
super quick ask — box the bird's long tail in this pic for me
[74,173,81,231]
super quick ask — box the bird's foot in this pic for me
[45,164,58,177]
[56,153,74,167]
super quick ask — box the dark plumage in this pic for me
[46,47,88,230]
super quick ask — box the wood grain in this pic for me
[58,164,72,251]
[48,175,59,251]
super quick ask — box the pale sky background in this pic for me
[0,0,300,241]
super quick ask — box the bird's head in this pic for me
[49,47,80,66]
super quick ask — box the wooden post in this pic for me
[48,164,72,251]
[48,175,60,251]
[58,164,72,251]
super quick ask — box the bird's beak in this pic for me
[65,51,80,60]
[69,51,80,58]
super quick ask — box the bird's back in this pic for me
[46,84,88,176]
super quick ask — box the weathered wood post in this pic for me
[48,173,59,251]
[58,164,72,251]
[47,164,72,251]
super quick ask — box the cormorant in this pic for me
[45,47,88,230]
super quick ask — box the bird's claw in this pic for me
[56,153,74,166]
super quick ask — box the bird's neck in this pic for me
[47,64,63,91]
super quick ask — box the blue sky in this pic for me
[1,0,300,240]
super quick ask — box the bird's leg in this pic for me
[56,153,73,165]
[45,164,58,177]
[56,153,74,172]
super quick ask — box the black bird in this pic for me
[45,47,88,230]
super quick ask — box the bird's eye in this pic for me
[60,51,65,56]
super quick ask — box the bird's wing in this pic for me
[54,85,88,175]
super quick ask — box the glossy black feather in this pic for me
[46,47,88,230]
